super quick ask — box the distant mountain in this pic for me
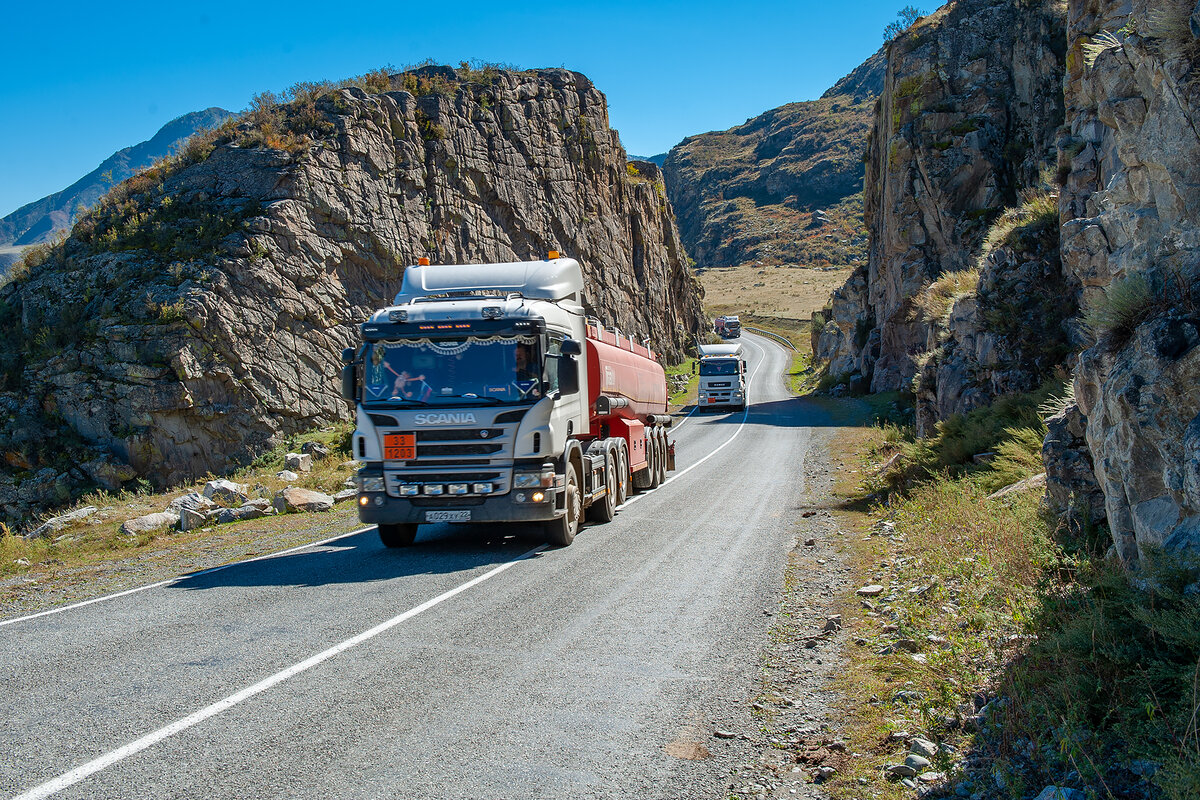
[0,108,234,247]
[628,153,667,166]
[662,49,885,270]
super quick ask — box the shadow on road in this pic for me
[168,523,543,592]
[678,396,862,428]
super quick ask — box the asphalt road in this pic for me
[0,333,839,800]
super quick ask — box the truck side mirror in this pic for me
[558,356,580,395]
[341,363,357,401]
[561,338,582,356]
[341,347,356,364]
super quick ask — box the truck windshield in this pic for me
[361,336,541,405]
[700,359,740,376]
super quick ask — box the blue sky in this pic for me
[0,0,913,218]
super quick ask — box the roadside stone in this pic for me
[1032,788,1085,800]
[168,492,217,515]
[986,472,1047,501]
[909,737,938,758]
[276,470,299,482]
[901,778,918,789]
[202,479,249,504]
[301,441,331,459]
[284,453,313,472]
[119,511,180,536]
[814,766,837,782]
[179,507,210,532]
[216,504,268,524]
[905,754,932,771]
[856,584,885,596]
[273,487,334,513]
[919,771,946,783]
[27,506,98,538]
[823,615,843,632]
[332,489,357,504]
[714,729,737,739]
[805,537,816,546]
[888,763,918,778]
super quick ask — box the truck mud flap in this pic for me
[667,440,676,471]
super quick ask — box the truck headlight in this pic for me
[514,470,554,488]
[398,484,420,496]
[448,483,469,495]
[360,476,385,493]
[423,485,444,496]
[473,483,494,494]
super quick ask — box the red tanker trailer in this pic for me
[583,319,674,491]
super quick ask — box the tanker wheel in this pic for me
[615,442,629,506]
[586,455,617,523]
[378,523,418,548]
[655,428,669,484]
[543,464,581,546]
[647,433,662,489]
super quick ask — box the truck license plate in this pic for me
[384,433,416,461]
[426,510,471,522]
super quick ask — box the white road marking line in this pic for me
[620,337,768,509]
[11,543,549,800]
[670,402,700,432]
[0,526,376,629]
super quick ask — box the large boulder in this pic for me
[273,487,334,514]
[27,506,98,539]
[119,511,180,536]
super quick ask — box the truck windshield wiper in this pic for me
[442,394,503,404]
[385,397,430,406]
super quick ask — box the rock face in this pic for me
[662,50,884,270]
[819,0,1068,393]
[1061,0,1200,563]
[0,66,705,524]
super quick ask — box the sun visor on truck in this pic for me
[394,258,585,304]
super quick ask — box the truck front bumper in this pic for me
[356,488,563,526]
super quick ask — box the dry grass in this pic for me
[0,424,357,590]
[915,268,980,325]
[699,263,852,323]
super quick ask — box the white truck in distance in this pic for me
[696,342,747,410]
[340,255,676,548]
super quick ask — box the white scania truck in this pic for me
[341,255,675,548]
[696,342,747,410]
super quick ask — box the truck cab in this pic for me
[696,342,747,410]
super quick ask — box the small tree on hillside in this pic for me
[883,6,925,41]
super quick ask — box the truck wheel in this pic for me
[378,523,418,548]
[647,433,662,489]
[543,465,581,546]
[615,442,629,506]
[586,456,617,523]
[632,438,653,491]
[657,429,667,484]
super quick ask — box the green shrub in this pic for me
[1082,271,1156,343]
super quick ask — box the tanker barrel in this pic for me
[595,395,631,415]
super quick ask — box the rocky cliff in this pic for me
[0,65,705,525]
[1060,0,1200,563]
[817,0,1068,395]
[662,51,884,271]
[0,108,234,250]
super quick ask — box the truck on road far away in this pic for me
[341,255,675,548]
[714,315,741,338]
[696,342,747,410]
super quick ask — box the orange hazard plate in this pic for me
[384,433,416,461]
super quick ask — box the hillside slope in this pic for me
[0,65,705,525]
[662,50,884,272]
[0,108,234,248]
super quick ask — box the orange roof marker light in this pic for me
[548,250,560,260]
[417,257,430,266]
